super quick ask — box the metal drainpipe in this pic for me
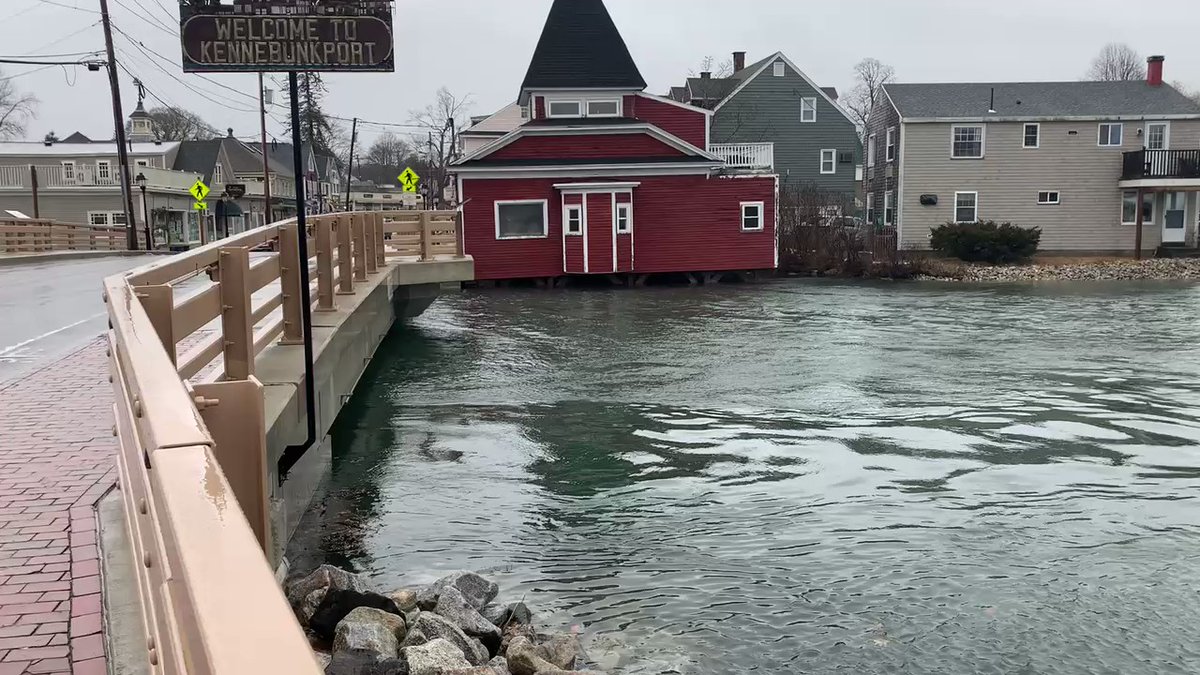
[278,71,317,482]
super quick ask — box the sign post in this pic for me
[178,0,395,478]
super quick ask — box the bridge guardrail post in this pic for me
[352,214,367,282]
[218,246,254,380]
[373,213,386,267]
[138,284,177,366]
[278,222,305,345]
[336,215,354,295]
[364,214,378,275]
[455,211,466,258]
[420,211,433,261]
[316,216,336,311]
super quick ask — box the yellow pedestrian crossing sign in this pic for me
[193,201,208,211]
[398,167,420,193]
[189,179,210,203]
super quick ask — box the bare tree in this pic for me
[144,106,217,141]
[363,132,411,168]
[688,55,734,78]
[1086,43,1146,81]
[843,58,895,139]
[0,74,37,140]
[1172,81,1200,107]
[409,87,472,208]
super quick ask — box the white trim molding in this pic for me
[1022,122,1040,149]
[819,149,837,174]
[546,100,583,118]
[1036,190,1060,205]
[553,181,642,192]
[455,122,721,164]
[800,97,817,123]
[453,164,719,179]
[740,201,765,231]
[950,124,986,159]
[1097,122,1124,147]
[494,199,549,240]
[953,191,979,223]
[1145,121,1170,150]
[586,99,622,118]
[634,92,715,116]
[615,202,632,234]
[563,203,583,235]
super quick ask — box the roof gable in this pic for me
[713,52,856,126]
[455,120,718,167]
[885,81,1200,120]
[520,0,646,95]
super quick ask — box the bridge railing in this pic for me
[104,210,465,674]
[0,218,140,254]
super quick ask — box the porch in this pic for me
[709,142,774,171]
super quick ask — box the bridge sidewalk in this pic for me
[0,339,114,675]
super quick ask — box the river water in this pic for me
[296,280,1200,674]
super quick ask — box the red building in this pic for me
[453,0,778,283]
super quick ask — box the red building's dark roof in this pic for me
[520,0,646,94]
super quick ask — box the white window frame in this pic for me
[615,202,632,234]
[586,99,621,118]
[563,203,583,236]
[1037,190,1060,205]
[494,199,549,240]
[546,100,582,118]
[885,127,896,162]
[1023,123,1040,149]
[740,201,765,232]
[213,162,224,184]
[954,191,979,223]
[1098,122,1123,147]
[1121,190,1155,225]
[773,62,785,77]
[134,158,150,168]
[950,125,985,159]
[800,97,817,123]
[1146,122,1170,150]
[95,160,111,181]
[867,134,876,168]
[87,211,109,226]
[865,192,875,224]
[883,191,894,226]
[819,149,837,175]
[61,161,76,181]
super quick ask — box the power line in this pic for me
[0,57,103,66]
[36,0,98,14]
[25,20,103,55]
[113,41,260,115]
[111,22,262,107]
[0,51,103,59]
[111,0,176,37]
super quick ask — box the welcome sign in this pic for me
[180,1,394,73]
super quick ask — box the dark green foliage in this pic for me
[930,221,1041,263]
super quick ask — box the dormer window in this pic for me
[547,100,582,118]
[586,99,621,117]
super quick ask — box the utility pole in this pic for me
[98,0,138,250]
[259,73,272,226]
[344,117,357,211]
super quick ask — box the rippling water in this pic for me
[291,280,1200,674]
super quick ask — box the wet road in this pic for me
[0,256,158,383]
[296,280,1200,674]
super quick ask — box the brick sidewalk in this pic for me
[0,339,115,675]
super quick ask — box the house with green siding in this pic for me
[669,51,861,212]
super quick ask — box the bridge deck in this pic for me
[0,339,112,675]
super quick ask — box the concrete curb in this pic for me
[0,250,170,267]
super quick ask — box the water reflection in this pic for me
[293,280,1200,674]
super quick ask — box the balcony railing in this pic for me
[0,164,201,192]
[710,142,774,171]
[1121,149,1200,180]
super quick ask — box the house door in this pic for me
[614,194,634,272]
[587,194,614,274]
[563,196,585,274]
[1163,192,1186,244]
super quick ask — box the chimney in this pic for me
[227,127,234,138]
[1147,55,1164,86]
[700,71,711,80]
[733,51,746,73]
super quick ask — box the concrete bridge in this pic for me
[0,212,472,674]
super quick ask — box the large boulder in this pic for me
[403,638,472,675]
[323,650,407,675]
[287,565,368,624]
[390,589,419,612]
[310,590,404,642]
[486,656,510,673]
[399,627,428,650]
[534,634,582,670]
[481,602,532,629]
[435,587,502,653]
[504,636,559,675]
[499,621,536,657]
[416,572,499,611]
[333,607,407,659]
[413,612,490,666]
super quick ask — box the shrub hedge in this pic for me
[930,221,1041,263]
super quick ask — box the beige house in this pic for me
[459,103,528,156]
[864,57,1200,255]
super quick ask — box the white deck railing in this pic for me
[0,164,200,192]
[710,142,774,171]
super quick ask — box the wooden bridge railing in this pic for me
[102,210,464,674]
[0,218,141,254]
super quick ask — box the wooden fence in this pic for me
[0,218,141,254]
[103,210,464,674]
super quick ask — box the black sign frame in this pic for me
[180,1,394,73]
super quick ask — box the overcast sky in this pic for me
[2,0,1198,149]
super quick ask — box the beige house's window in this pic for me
[1121,191,1154,224]
[951,126,984,158]
[1098,123,1123,147]
[1037,191,1060,205]
[1023,124,1040,149]
[1146,122,1169,150]
[954,192,978,223]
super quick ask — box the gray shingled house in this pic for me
[670,51,861,211]
[864,57,1200,254]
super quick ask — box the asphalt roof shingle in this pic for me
[520,0,646,93]
[885,81,1200,120]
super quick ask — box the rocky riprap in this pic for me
[920,257,1200,282]
[286,565,604,675]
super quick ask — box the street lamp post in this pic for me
[134,173,151,250]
